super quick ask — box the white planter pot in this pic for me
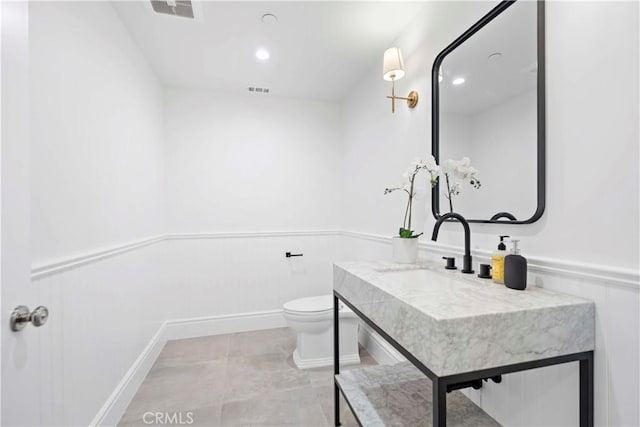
[391,237,419,264]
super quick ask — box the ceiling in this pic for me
[112,1,426,101]
[440,0,537,115]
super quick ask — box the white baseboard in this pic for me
[90,324,168,427]
[163,309,286,341]
[91,309,287,426]
[358,323,405,365]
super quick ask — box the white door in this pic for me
[1,2,44,426]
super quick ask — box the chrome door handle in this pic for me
[10,305,49,332]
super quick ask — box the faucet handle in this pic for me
[442,256,457,270]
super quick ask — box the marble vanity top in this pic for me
[334,260,595,377]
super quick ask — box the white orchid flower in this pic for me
[441,158,459,175]
[439,156,481,212]
[453,182,461,195]
[410,158,427,169]
[425,155,439,172]
[456,166,471,179]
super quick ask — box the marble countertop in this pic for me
[334,260,595,376]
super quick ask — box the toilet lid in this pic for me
[283,295,337,314]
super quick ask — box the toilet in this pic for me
[283,294,360,369]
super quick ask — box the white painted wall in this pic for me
[29,5,345,423]
[163,88,343,233]
[342,1,494,243]
[30,1,165,266]
[36,243,168,426]
[161,89,344,328]
[341,1,639,426]
[29,2,168,426]
[162,233,341,321]
[440,90,537,220]
[343,1,639,270]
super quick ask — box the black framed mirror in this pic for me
[431,0,545,224]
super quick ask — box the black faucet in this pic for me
[431,212,474,274]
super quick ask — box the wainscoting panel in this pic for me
[35,240,169,427]
[162,232,342,320]
[32,231,638,427]
[33,231,343,427]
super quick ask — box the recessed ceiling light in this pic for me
[452,77,465,85]
[255,49,270,60]
[261,13,278,24]
[488,52,502,61]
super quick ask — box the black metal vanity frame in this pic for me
[431,0,546,224]
[333,291,594,427]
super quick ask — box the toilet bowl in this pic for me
[283,294,360,369]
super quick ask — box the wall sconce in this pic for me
[383,47,418,113]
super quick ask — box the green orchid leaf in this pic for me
[399,228,414,238]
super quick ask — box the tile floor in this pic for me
[119,327,500,427]
[118,327,369,426]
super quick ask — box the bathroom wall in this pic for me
[161,88,344,318]
[28,3,346,424]
[440,90,538,220]
[30,2,165,265]
[163,87,343,233]
[342,0,639,269]
[341,1,639,426]
[29,2,168,425]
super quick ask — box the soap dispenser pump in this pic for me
[491,235,509,284]
[505,239,527,290]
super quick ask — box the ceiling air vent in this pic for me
[247,87,270,94]
[150,0,194,19]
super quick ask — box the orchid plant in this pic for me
[384,157,439,238]
[384,156,481,237]
[440,157,481,213]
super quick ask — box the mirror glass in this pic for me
[432,0,544,223]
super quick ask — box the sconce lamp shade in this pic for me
[383,47,405,81]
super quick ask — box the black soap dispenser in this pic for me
[504,239,527,291]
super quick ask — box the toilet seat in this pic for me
[283,295,339,315]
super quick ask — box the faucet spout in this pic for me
[431,212,474,274]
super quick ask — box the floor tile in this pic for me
[228,327,296,357]
[314,385,360,427]
[307,366,334,388]
[119,360,226,424]
[221,388,329,426]
[154,335,230,369]
[119,405,221,427]
[119,328,372,427]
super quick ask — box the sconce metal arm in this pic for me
[387,78,418,113]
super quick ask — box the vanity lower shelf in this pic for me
[335,362,500,427]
